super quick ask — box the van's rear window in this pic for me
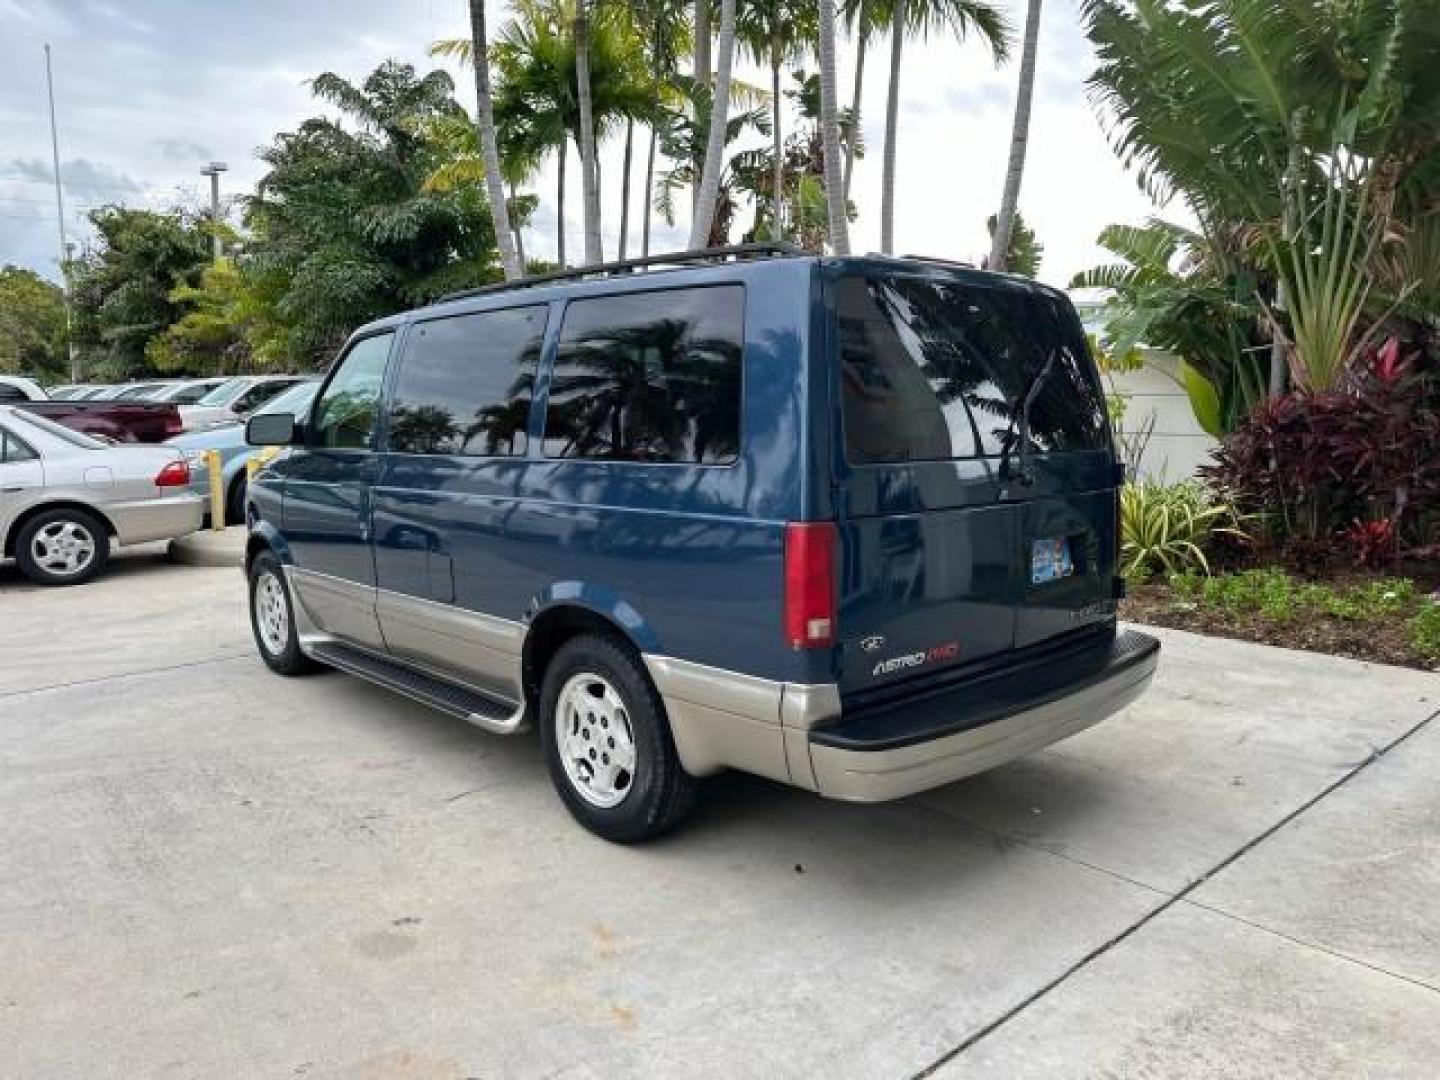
[837,275,1108,464]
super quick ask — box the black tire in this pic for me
[14,507,110,586]
[539,633,697,843]
[248,551,320,676]
[225,473,248,527]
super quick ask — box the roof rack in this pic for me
[437,242,807,304]
[898,253,977,269]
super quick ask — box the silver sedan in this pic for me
[0,406,203,586]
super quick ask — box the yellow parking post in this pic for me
[204,449,225,531]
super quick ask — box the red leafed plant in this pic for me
[1343,518,1398,569]
[1205,340,1440,553]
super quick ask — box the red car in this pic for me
[0,377,183,443]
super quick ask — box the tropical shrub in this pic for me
[1120,480,1245,579]
[1206,347,1440,549]
[1412,602,1440,661]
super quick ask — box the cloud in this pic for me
[0,0,1171,288]
[154,137,214,163]
[6,156,143,202]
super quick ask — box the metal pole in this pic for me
[199,161,228,262]
[208,170,221,261]
[44,43,79,383]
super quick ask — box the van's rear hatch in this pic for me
[827,266,1120,698]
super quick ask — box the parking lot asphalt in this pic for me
[2,548,1438,1078]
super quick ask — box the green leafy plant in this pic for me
[1120,480,1245,579]
[1411,602,1440,662]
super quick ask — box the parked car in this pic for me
[107,382,174,400]
[180,375,308,430]
[44,384,90,400]
[0,376,47,403]
[0,406,202,585]
[167,380,318,525]
[0,376,183,443]
[144,377,230,405]
[243,246,1160,842]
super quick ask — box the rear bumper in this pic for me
[108,494,204,546]
[808,630,1159,802]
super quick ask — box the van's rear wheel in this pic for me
[539,634,696,843]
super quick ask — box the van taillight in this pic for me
[784,522,836,649]
[155,460,190,488]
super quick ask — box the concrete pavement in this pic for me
[1,549,1436,1078]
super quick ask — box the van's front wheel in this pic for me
[539,635,696,843]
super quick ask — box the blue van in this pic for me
[244,245,1159,841]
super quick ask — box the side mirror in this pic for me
[246,412,298,447]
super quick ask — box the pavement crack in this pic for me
[910,703,1440,1078]
[1177,897,1440,996]
[0,652,253,701]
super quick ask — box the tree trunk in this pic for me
[843,3,869,202]
[692,0,712,212]
[643,124,658,257]
[509,181,527,269]
[689,0,736,249]
[557,138,568,268]
[619,118,635,259]
[820,0,851,254]
[575,0,603,265]
[468,0,520,281]
[771,51,784,241]
[989,0,1042,272]
[880,0,904,255]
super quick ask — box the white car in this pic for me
[179,375,308,430]
[0,407,203,586]
[143,377,230,405]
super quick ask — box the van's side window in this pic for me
[388,307,546,457]
[838,275,1107,463]
[543,286,743,464]
[311,332,394,450]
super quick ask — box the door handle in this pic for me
[2,486,28,493]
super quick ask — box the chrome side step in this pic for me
[310,642,527,734]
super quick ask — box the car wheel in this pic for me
[539,634,697,843]
[248,551,319,676]
[226,473,248,527]
[15,507,110,586]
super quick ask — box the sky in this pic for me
[0,0,1169,291]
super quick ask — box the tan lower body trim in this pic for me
[808,656,1157,802]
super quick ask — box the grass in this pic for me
[1125,567,1440,669]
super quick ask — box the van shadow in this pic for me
[299,675,1125,910]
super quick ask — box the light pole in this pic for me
[44,43,79,382]
[199,161,228,262]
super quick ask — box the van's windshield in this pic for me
[837,274,1109,464]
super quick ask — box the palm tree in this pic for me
[574,0,603,263]
[817,0,849,254]
[468,0,521,280]
[737,2,817,243]
[611,0,690,259]
[840,0,885,201]
[880,0,1009,254]
[446,3,649,266]
[656,76,770,246]
[987,0,1040,272]
[689,0,737,248]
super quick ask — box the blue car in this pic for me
[242,245,1159,842]
[168,381,317,525]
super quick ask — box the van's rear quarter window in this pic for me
[543,285,745,465]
